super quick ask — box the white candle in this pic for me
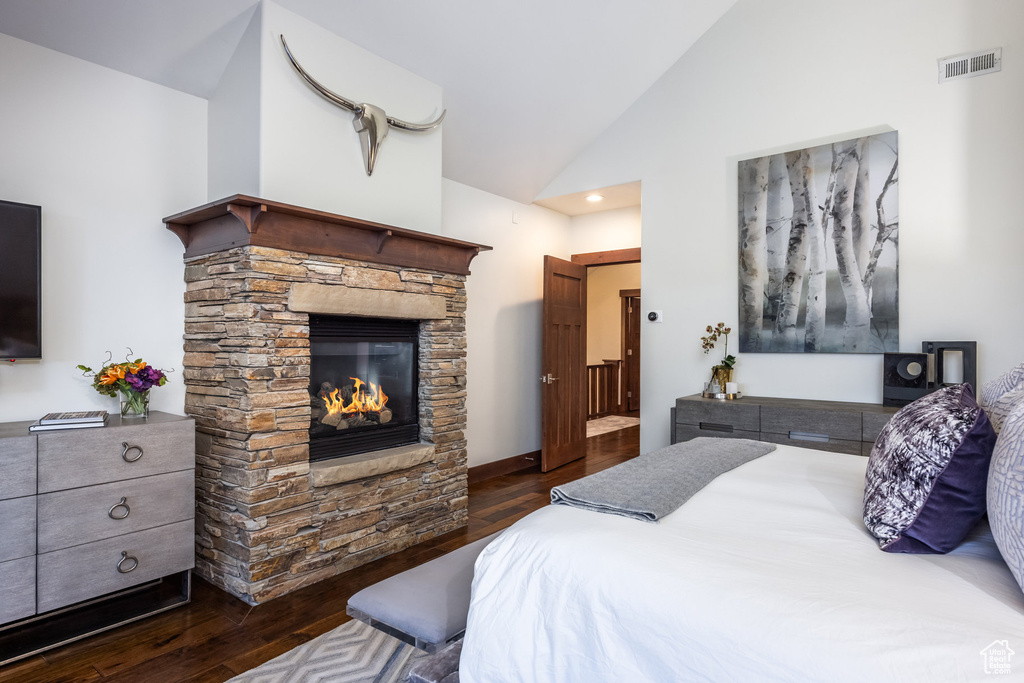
[726,382,738,394]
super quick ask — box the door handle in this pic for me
[539,374,559,384]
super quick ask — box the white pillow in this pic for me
[987,401,1024,593]
[986,388,1024,433]
[979,362,1024,421]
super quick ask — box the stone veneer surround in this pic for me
[182,244,472,604]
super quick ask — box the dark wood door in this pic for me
[541,255,587,472]
[621,291,641,412]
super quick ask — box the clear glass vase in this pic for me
[119,389,150,418]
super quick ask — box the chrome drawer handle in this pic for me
[117,551,139,574]
[108,497,131,520]
[121,442,144,463]
[789,431,830,443]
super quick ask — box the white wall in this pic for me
[568,206,641,254]
[0,33,207,421]
[587,263,641,365]
[442,179,571,467]
[542,0,1024,454]
[256,1,444,233]
[208,4,261,200]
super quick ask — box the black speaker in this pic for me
[883,352,930,407]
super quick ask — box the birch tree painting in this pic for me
[737,131,898,354]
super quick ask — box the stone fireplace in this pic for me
[164,195,490,604]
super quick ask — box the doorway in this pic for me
[540,248,640,471]
[582,260,640,439]
[620,288,641,414]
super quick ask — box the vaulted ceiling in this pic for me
[0,0,736,204]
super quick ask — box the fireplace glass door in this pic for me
[309,315,419,460]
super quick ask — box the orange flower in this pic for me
[126,361,147,374]
[99,366,124,385]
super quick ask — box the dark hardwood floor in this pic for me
[0,425,639,683]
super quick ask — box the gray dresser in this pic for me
[0,411,194,664]
[672,394,898,455]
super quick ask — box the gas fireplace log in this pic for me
[379,409,392,424]
[342,415,370,430]
[322,411,344,428]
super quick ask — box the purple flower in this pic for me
[125,364,165,391]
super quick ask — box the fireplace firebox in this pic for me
[309,315,419,460]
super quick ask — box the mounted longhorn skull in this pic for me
[280,35,446,176]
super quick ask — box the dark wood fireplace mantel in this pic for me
[164,195,491,275]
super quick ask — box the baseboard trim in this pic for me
[468,450,540,485]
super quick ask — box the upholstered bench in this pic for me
[346,531,499,653]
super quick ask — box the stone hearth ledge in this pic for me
[289,282,446,319]
[311,443,437,487]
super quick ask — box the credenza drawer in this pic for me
[675,399,760,432]
[758,431,863,456]
[0,434,36,500]
[37,470,194,554]
[0,557,36,624]
[0,496,36,562]
[37,418,194,493]
[36,520,194,614]
[674,424,760,443]
[760,405,862,442]
[862,411,893,443]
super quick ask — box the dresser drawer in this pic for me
[0,434,36,500]
[36,520,194,614]
[760,405,862,442]
[37,470,194,554]
[674,424,761,443]
[0,496,36,562]
[37,418,194,493]
[759,431,863,456]
[675,398,760,432]
[0,556,36,624]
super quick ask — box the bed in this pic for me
[459,443,1024,682]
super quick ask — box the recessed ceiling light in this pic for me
[585,194,604,202]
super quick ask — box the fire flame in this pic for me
[322,377,388,415]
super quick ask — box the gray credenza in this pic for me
[672,394,898,455]
[0,411,195,664]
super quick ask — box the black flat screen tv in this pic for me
[0,200,42,360]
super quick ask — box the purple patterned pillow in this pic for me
[863,384,996,553]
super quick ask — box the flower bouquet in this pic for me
[700,322,737,396]
[78,349,168,418]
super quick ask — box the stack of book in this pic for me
[28,411,109,432]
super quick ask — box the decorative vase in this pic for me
[119,389,150,418]
[712,366,733,391]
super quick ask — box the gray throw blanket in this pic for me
[550,437,776,522]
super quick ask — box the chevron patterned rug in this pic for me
[229,618,429,683]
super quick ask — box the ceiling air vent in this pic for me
[938,48,1002,83]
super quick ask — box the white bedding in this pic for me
[460,445,1024,682]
